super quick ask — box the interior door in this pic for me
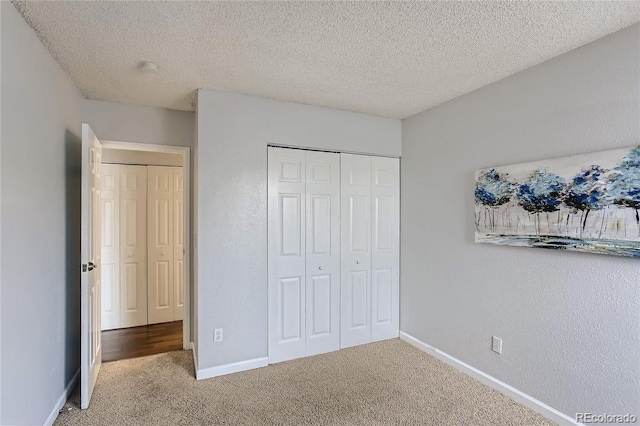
[371,157,400,342]
[120,165,148,327]
[305,151,340,357]
[100,164,120,330]
[173,168,184,321]
[81,123,102,409]
[340,153,372,349]
[148,166,175,324]
[268,147,306,363]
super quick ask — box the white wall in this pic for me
[1,3,84,424]
[196,90,400,370]
[401,23,640,420]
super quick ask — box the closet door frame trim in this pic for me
[101,140,191,350]
[268,144,399,159]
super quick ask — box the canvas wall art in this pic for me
[474,146,640,258]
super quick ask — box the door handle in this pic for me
[319,266,323,270]
[356,260,360,265]
[88,262,98,271]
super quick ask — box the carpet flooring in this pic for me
[55,339,555,425]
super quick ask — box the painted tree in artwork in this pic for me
[563,165,609,235]
[475,168,513,232]
[516,168,565,235]
[608,146,640,235]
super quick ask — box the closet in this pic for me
[268,147,399,364]
[101,164,184,330]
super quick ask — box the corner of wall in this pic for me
[192,89,200,362]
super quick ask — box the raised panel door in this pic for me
[371,157,399,342]
[268,147,306,363]
[81,123,102,408]
[173,168,184,321]
[305,151,340,357]
[148,166,175,325]
[119,165,148,328]
[340,153,372,349]
[100,164,120,330]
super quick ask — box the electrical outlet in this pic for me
[492,336,502,354]
[214,328,223,342]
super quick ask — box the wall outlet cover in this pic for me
[492,336,502,354]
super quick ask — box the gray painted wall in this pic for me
[1,3,84,424]
[196,90,401,369]
[83,99,194,147]
[401,24,640,419]
[102,148,183,167]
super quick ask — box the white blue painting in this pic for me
[475,146,640,258]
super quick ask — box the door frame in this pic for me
[100,140,192,350]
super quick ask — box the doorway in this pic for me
[99,141,191,362]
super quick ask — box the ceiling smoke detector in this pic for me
[138,61,159,74]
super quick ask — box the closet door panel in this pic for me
[340,154,372,349]
[305,151,340,357]
[148,166,175,325]
[268,148,306,363]
[101,164,120,330]
[371,157,400,342]
[173,168,184,321]
[119,165,148,328]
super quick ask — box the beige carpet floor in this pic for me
[55,339,555,426]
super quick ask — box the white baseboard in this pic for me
[399,332,578,426]
[195,357,269,381]
[43,368,80,426]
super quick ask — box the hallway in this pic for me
[102,321,183,362]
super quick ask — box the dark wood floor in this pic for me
[102,321,183,362]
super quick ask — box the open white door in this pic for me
[81,123,103,409]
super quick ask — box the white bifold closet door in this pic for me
[147,166,175,325]
[101,164,148,329]
[101,164,121,330]
[268,147,340,364]
[173,168,184,321]
[119,165,148,328]
[101,165,183,330]
[340,154,372,348]
[305,151,341,357]
[341,154,399,348]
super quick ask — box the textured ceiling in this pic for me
[13,1,640,119]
